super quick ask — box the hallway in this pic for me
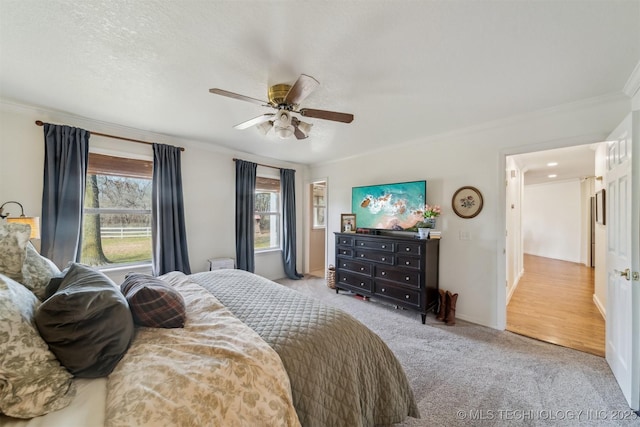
[507,254,606,357]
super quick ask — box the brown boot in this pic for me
[445,291,458,326]
[436,289,447,321]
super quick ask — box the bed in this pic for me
[0,223,419,427]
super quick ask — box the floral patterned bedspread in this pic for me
[104,272,300,427]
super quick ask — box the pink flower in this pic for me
[422,204,441,218]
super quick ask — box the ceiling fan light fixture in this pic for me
[275,124,295,139]
[256,121,273,135]
[274,110,295,138]
[297,120,313,136]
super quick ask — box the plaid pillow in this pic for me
[121,273,186,328]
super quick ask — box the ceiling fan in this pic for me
[209,74,354,140]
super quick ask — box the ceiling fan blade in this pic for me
[299,108,354,123]
[233,113,275,130]
[284,74,320,106]
[209,88,269,106]
[291,117,309,139]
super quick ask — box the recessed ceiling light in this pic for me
[547,162,558,167]
[548,174,557,178]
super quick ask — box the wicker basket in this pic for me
[327,265,336,289]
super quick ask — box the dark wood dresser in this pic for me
[334,232,440,323]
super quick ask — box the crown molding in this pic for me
[0,97,305,170]
[315,91,629,167]
[623,60,640,98]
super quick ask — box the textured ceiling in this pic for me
[1,0,639,167]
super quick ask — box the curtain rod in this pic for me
[233,157,282,170]
[35,120,185,152]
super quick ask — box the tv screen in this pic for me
[351,180,426,230]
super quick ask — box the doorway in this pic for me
[505,145,606,356]
[308,181,326,277]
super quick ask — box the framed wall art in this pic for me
[452,186,484,219]
[595,189,606,225]
[341,213,356,233]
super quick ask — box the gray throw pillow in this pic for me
[35,263,134,378]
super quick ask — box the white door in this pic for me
[605,112,639,410]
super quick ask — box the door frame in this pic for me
[305,177,329,275]
[497,133,608,329]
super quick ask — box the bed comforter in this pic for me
[105,272,300,427]
[189,269,420,427]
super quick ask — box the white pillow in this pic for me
[0,222,31,282]
[0,273,76,419]
[21,242,61,301]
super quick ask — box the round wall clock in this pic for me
[452,186,483,218]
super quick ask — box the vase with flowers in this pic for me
[416,204,441,238]
[419,204,441,227]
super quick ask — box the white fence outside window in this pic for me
[100,227,151,238]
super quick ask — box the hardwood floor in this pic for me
[506,254,605,357]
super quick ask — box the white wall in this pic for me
[310,94,630,329]
[0,101,308,281]
[522,180,582,263]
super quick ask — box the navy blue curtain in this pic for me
[235,160,257,272]
[152,143,191,275]
[280,168,303,279]
[41,123,89,269]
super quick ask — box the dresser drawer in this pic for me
[355,239,394,252]
[337,235,354,246]
[374,282,421,307]
[396,255,422,270]
[337,272,373,292]
[375,267,420,287]
[337,247,354,257]
[355,250,394,265]
[396,241,422,255]
[338,259,372,276]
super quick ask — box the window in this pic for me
[80,153,153,267]
[312,181,326,228]
[255,176,281,251]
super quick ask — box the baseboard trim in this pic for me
[506,268,524,305]
[593,293,606,320]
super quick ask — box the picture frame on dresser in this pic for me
[341,213,356,233]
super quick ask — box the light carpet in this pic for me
[275,274,640,426]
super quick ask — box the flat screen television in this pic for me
[351,180,426,231]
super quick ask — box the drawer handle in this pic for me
[405,295,410,299]
[406,276,410,281]
[360,282,365,287]
[381,288,386,292]
[343,263,347,267]
[381,271,386,276]
[360,267,365,271]
[405,248,411,252]
[360,242,365,246]
[405,261,410,265]
[381,245,386,249]
[381,257,386,261]
[360,254,365,258]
